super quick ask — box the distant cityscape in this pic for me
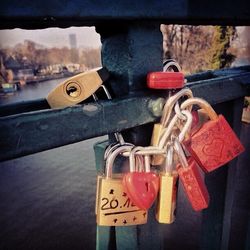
[0,33,101,93]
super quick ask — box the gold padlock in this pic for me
[156,142,178,224]
[47,67,109,108]
[95,142,133,215]
[96,145,148,226]
[151,88,193,165]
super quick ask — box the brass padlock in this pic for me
[156,142,178,224]
[96,145,148,226]
[47,67,109,108]
[95,141,133,215]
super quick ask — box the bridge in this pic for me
[1,1,250,249]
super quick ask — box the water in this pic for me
[3,79,247,249]
[0,79,205,250]
[0,79,107,250]
[0,78,66,105]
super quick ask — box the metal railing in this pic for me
[1,1,250,249]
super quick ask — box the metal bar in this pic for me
[200,98,245,250]
[98,22,164,250]
[0,97,158,162]
[226,103,250,250]
[0,72,250,162]
[1,0,250,29]
[1,66,249,118]
[0,98,49,117]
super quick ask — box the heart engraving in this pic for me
[202,138,224,158]
[122,172,159,210]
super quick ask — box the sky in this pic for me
[0,26,101,49]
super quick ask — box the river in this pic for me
[2,78,247,250]
[0,79,107,250]
[0,79,203,250]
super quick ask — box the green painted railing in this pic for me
[1,1,250,249]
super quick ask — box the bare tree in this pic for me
[161,25,236,73]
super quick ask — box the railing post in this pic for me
[200,98,245,250]
[95,21,163,250]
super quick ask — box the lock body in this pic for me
[156,171,178,224]
[183,115,245,172]
[150,123,165,165]
[47,67,109,108]
[147,72,184,89]
[177,158,209,211]
[123,172,159,210]
[96,174,147,226]
[94,140,110,215]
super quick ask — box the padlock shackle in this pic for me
[165,142,175,173]
[92,84,125,145]
[129,146,162,173]
[129,146,145,173]
[105,145,133,178]
[122,146,165,157]
[159,110,193,148]
[173,138,189,168]
[180,97,218,121]
[104,142,134,160]
[161,88,193,127]
[163,59,182,72]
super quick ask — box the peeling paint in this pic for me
[118,120,128,125]
[39,124,49,130]
[82,104,99,115]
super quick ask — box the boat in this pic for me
[0,72,19,95]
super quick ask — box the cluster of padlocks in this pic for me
[45,60,245,227]
[95,61,245,227]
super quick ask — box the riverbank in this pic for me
[24,72,75,85]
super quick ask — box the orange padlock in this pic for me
[174,138,210,211]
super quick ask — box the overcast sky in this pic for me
[0,26,101,48]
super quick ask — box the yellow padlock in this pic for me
[47,67,109,108]
[156,142,178,224]
[95,142,133,215]
[96,145,148,226]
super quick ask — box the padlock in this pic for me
[95,141,123,216]
[156,142,178,224]
[95,141,137,215]
[147,59,184,89]
[47,67,109,108]
[174,138,210,211]
[96,145,147,226]
[147,71,184,89]
[151,88,193,165]
[181,97,245,172]
[123,147,159,210]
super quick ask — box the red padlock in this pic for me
[122,147,159,210]
[147,59,184,90]
[147,71,184,89]
[174,138,210,211]
[181,97,245,173]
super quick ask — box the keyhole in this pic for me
[145,182,149,192]
[65,82,81,98]
[67,86,78,97]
